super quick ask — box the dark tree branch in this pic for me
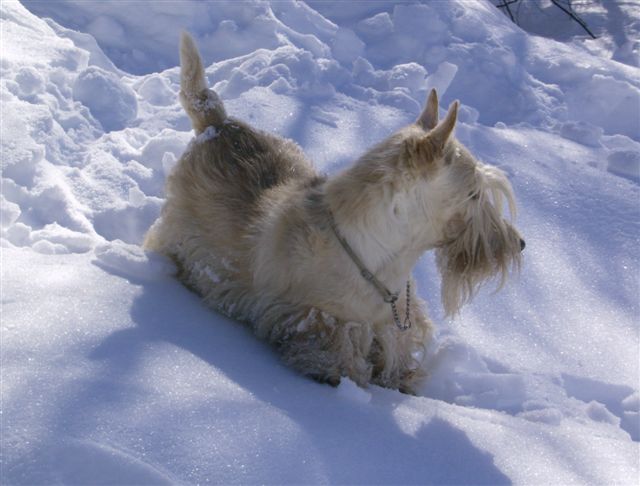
[550,0,597,39]
[497,0,518,23]
[495,0,597,40]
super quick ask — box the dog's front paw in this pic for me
[310,373,341,387]
[399,383,418,396]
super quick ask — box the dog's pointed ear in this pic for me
[426,100,458,149]
[406,100,458,165]
[417,89,439,130]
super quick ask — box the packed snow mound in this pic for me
[25,0,640,139]
[72,66,138,132]
[2,1,639,484]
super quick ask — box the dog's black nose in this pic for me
[520,238,526,251]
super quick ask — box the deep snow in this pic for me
[2,1,639,484]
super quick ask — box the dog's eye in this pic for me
[468,192,479,200]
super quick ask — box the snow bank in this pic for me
[25,0,640,142]
[72,66,138,132]
[3,0,639,484]
[3,248,637,485]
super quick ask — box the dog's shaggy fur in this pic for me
[144,33,524,393]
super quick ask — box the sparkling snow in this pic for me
[2,1,639,484]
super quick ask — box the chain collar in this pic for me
[327,210,412,331]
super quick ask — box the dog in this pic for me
[144,33,524,394]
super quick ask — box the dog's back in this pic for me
[145,33,316,302]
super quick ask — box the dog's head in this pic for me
[411,90,524,315]
[354,90,524,315]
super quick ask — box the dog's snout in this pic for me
[520,238,526,252]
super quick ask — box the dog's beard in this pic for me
[436,176,522,316]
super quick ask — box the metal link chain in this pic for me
[389,280,412,331]
[327,209,412,332]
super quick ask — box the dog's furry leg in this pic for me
[368,292,432,394]
[271,308,374,388]
[179,31,226,134]
[397,311,431,395]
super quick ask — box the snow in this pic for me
[72,66,138,132]
[2,0,639,484]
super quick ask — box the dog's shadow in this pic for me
[89,275,511,484]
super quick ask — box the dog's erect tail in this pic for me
[179,31,227,134]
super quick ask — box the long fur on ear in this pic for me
[179,31,227,134]
[436,166,521,315]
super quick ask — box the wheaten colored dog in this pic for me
[145,33,524,393]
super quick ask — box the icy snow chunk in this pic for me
[607,150,640,182]
[30,223,93,253]
[330,28,365,65]
[1,196,21,229]
[0,100,47,187]
[72,66,137,132]
[138,74,175,106]
[425,62,458,99]
[517,407,563,425]
[613,39,640,67]
[621,391,640,440]
[93,240,175,282]
[349,55,414,97]
[352,57,387,90]
[585,401,619,426]
[457,105,479,124]
[565,74,640,140]
[619,392,640,442]
[559,121,603,147]
[269,77,294,95]
[356,12,393,39]
[128,186,147,208]
[139,129,189,173]
[336,377,371,404]
[4,222,32,247]
[388,63,427,93]
[621,391,639,412]
[272,1,338,39]
[219,45,345,99]
[15,66,45,96]
[451,11,489,43]
[32,239,69,254]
